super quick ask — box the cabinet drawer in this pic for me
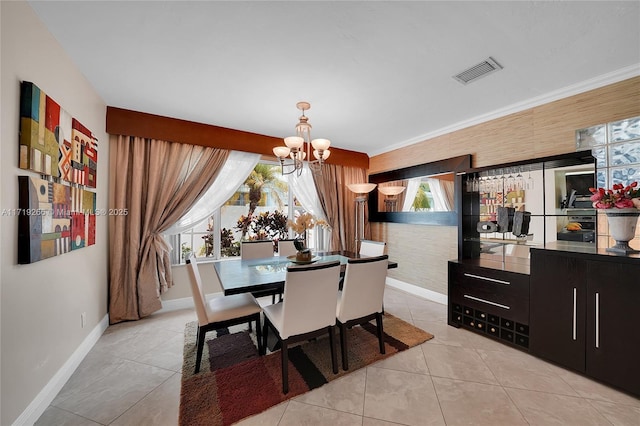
[449,263,530,323]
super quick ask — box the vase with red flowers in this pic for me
[589,182,640,254]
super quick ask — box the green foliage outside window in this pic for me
[412,182,431,211]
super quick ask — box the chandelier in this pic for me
[272,102,331,176]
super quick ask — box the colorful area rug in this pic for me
[179,314,433,426]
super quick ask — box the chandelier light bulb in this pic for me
[311,138,331,151]
[313,149,331,160]
[273,146,291,159]
[284,136,304,149]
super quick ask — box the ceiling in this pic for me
[28,1,640,157]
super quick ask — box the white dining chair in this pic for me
[359,239,386,256]
[186,254,263,374]
[277,239,298,258]
[336,255,389,370]
[241,240,274,259]
[262,260,341,394]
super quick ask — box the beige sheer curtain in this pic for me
[109,135,229,324]
[313,164,367,253]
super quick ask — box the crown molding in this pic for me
[370,65,640,157]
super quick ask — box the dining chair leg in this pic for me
[262,318,269,356]
[255,315,264,355]
[376,312,385,354]
[328,325,338,374]
[339,322,349,371]
[281,339,289,394]
[195,326,206,374]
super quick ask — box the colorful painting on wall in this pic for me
[18,80,98,264]
[19,81,98,187]
[18,176,96,264]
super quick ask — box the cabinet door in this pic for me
[586,261,640,396]
[530,250,587,372]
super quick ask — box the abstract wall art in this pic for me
[18,176,97,264]
[19,81,98,187]
[17,80,98,264]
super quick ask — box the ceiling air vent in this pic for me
[453,57,503,85]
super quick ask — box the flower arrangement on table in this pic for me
[589,181,640,209]
[287,213,330,258]
[288,212,329,236]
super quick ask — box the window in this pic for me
[577,116,640,188]
[171,161,326,264]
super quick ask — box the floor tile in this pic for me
[35,287,639,426]
[414,319,514,353]
[362,417,406,426]
[382,303,413,324]
[279,400,363,426]
[52,350,127,407]
[363,367,445,426]
[53,359,174,424]
[506,387,613,425]
[110,373,181,426]
[407,302,447,323]
[234,401,289,426]
[34,406,102,426]
[294,368,367,415]
[556,367,640,407]
[432,377,527,425]
[371,346,429,375]
[477,349,579,396]
[422,344,498,385]
[134,333,185,372]
[589,399,640,426]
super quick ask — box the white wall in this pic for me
[1,2,109,424]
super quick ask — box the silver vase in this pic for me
[605,208,640,254]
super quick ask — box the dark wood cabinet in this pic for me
[530,251,587,372]
[449,260,530,349]
[449,151,639,397]
[585,259,640,396]
[530,249,640,396]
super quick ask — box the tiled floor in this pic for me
[36,287,640,425]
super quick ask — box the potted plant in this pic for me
[589,181,639,253]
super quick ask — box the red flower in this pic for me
[589,181,639,209]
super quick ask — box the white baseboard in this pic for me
[14,314,109,426]
[386,277,448,305]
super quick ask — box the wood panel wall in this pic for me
[370,76,640,173]
[370,76,640,297]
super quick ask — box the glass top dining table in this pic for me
[214,250,398,296]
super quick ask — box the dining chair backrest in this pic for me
[241,240,274,259]
[337,255,389,323]
[186,254,209,327]
[359,239,386,257]
[277,239,298,258]
[280,260,341,339]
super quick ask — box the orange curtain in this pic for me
[108,135,229,323]
[313,164,367,252]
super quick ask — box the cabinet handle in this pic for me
[463,273,510,285]
[595,292,600,349]
[572,287,577,341]
[463,294,510,310]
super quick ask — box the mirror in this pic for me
[461,151,596,264]
[377,173,456,213]
[368,155,471,225]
